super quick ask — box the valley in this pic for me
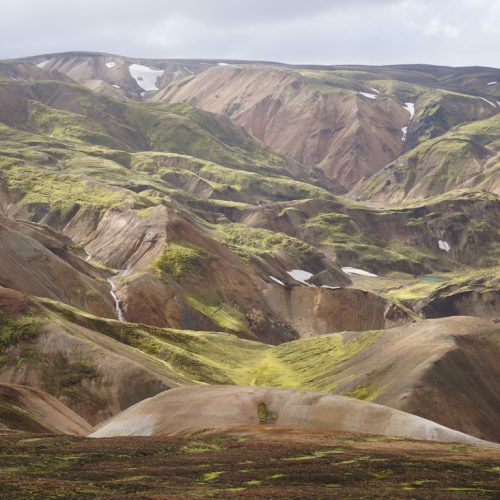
[0,51,499,496]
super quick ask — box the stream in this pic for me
[85,251,126,322]
[107,277,126,322]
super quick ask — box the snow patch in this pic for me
[36,60,49,69]
[438,240,451,252]
[341,267,378,277]
[487,81,497,85]
[401,126,408,142]
[321,285,341,290]
[359,92,377,99]
[287,269,314,286]
[370,87,381,94]
[218,62,230,66]
[497,101,500,107]
[404,102,415,119]
[105,62,116,68]
[183,66,194,75]
[269,275,285,287]
[129,64,164,91]
[479,97,496,108]
[112,84,120,89]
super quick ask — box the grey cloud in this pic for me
[1,0,498,67]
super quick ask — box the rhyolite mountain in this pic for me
[0,52,499,450]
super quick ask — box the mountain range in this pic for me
[0,51,499,496]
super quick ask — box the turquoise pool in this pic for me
[418,275,450,282]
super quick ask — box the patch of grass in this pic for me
[0,308,46,353]
[285,450,345,461]
[346,383,386,402]
[185,292,247,333]
[180,442,221,454]
[257,402,278,424]
[250,330,384,392]
[214,223,319,264]
[41,355,98,403]
[154,241,214,279]
[202,471,225,482]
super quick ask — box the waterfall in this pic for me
[108,277,125,322]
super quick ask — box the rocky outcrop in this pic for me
[421,274,500,320]
[264,285,411,337]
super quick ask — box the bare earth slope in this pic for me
[157,66,413,190]
[158,64,499,191]
[0,382,92,435]
[90,385,492,446]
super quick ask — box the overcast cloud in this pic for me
[1,0,499,67]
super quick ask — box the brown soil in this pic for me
[0,383,91,435]
[158,66,410,190]
[0,428,498,498]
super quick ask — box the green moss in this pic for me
[388,266,500,303]
[5,163,130,215]
[214,223,318,263]
[0,308,46,353]
[361,112,500,200]
[154,241,214,279]
[180,442,221,454]
[285,450,345,461]
[257,402,278,424]
[27,100,128,150]
[185,292,246,333]
[41,355,97,403]
[300,211,438,275]
[345,382,386,402]
[124,101,289,173]
[250,329,384,392]
[36,297,265,385]
[201,471,224,482]
[387,280,443,301]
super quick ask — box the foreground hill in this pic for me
[91,385,490,446]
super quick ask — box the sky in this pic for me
[1,0,499,67]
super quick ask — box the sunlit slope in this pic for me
[357,113,500,203]
[2,290,498,441]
